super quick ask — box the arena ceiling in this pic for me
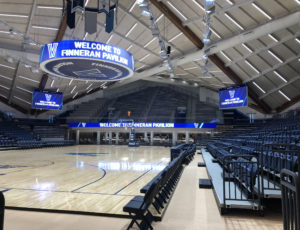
[0,0,299,114]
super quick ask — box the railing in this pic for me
[222,155,261,210]
[280,169,300,230]
[259,144,299,197]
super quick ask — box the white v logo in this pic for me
[47,43,58,58]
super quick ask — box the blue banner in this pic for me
[40,40,134,81]
[69,122,216,129]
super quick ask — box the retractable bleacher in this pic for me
[0,120,75,150]
[203,118,300,215]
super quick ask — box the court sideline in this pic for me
[3,152,283,230]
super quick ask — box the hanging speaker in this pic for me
[167,46,171,55]
[67,0,75,29]
[85,11,97,34]
[71,0,84,13]
[105,9,114,33]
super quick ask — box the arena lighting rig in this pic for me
[135,0,174,74]
[65,0,119,33]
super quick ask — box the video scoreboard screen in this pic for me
[219,85,248,109]
[32,90,63,110]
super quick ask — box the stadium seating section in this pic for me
[205,118,300,214]
[0,119,74,149]
[63,87,221,123]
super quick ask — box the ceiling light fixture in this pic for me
[83,32,88,40]
[0,13,28,18]
[210,27,221,39]
[14,96,31,105]
[0,93,7,99]
[125,23,138,37]
[144,37,157,48]
[155,14,163,23]
[279,90,291,101]
[242,43,253,53]
[251,3,272,20]
[106,35,113,43]
[192,0,205,11]
[220,51,232,62]
[32,25,59,31]
[135,65,145,71]
[37,6,63,10]
[268,50,283,63]
[224,13,244,30]
[253,82,265,93]
[18,75,39,83]
[0,84,9,90]
[168,32,183,43]
[167,1,187,20]
[0,63,15,70]
[72,92,78,99]
[245,60,260,74]
[126,44,133,51]
[0,74,12,81]
[71,85,77,94]
[86,83,93,90]
[139,54,150,62]
[273,71,287,83]
[16,86,32,94]
[268,34,278,42]
[183,66,198,71]
[129,1,137,12]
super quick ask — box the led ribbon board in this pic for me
[219,85,248,109]
[40,40,134,81]
[69,122,216,129]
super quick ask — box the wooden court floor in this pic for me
[0,145,170,217]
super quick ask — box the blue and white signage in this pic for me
[219,85,248,109]
[69,122,216,129]
[32,90,63,110]
[40,40,134,81]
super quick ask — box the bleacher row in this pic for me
[64,86,220,123]
[204,118,300,214]
[123,144,196,230]
[16,140,75,149]
[0,121,74,149]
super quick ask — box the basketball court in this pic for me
[0,146,169,217]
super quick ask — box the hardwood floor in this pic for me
[3,153,283,230]
[0,145,170,216]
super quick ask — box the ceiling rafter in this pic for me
[276,94,300,113]
[183,0,255,27]
[118,5,184,56]
[149,0,271,113]
[243,54,300,83]
[8,0,37,109]
[226,31,300,67]
[259,76,300,100]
